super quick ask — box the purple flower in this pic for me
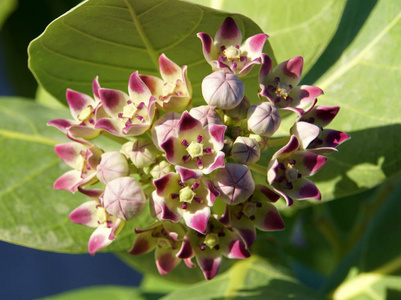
[151,168,219,234]
[267,136,328,206]
[291,106,350,154]
[160,112,226,174]
[188,216,250,280]
[53,141,103,193]
[259,54,323,116]
[198,17,268,76]
[48,77,105,139]
[219,185,284,248]
[139,54,192,112]
[69,197,125,255]
[130,222,194,276]
[95,72,156,136]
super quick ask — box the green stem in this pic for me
[102,131,130,144]
[268,136,290,148]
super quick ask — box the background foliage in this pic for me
[0,0,400,299]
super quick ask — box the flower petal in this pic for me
[197,32,214,64]
[155,247,181,275]
[159,54,182,83]
[88,225,114,255]
[47,119,74,133]
[129,231,157,255]
[214,17,242,48]
[254,202,285,231]
[53,170,82,193]
[291,121,321,149]
[182,204,210,234]
[69,200,98,228]
[196,252,222,280]
[66,89,95,121]
[259,53,273,85]
[99,88,129,117]
[240,33,268,60]
[128,71,152,105]
[274,56,304,87]
[291,151,328,176]
[285,178,321,200]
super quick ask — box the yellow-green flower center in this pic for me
[122,103,139,119]
[223,46,241,61]
[186,141,204,158]
[275,82,292,99]
[242,202,257,218]
[285,163,299,182]
[204,233,219,249]
[179,186,196,203]
[157,237,172,249]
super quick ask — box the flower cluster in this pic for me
[49,17,349,280]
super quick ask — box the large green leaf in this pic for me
[323,176,401,299]
[0,98,152,253]
[40,285,164,300]
[311,0,401,200]
[28,0,274,105]
[192,0,347,73]
[160,256,321,300]
[0,0,16,29]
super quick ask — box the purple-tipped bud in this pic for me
[97,152,130,184]
[247,102,281,137]
[231,137,261,165]
[122,138,158,169]
[202,71,244,109]
[223,96,250,120]
[103,177,146,221]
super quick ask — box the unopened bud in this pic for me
[231,137,260,165]
[97,152,130,184]
[103,177,146,221]
[202,71,244,109]
[247,102,281,137]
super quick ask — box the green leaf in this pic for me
[28,0,275,106]
[0,98,152,253]
[39,285,164,300]
[0,0,16,29]
[324,176,401,300]
[191,0,347,73]
[160,256,321,300]
[310,0,401,200]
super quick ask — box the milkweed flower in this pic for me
[198,17,268,76]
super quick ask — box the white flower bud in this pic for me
[247,102,281,137]
[202,71,244,109]
[103,177,146,221]
[231,137,260,165]
[97,152,130,184]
